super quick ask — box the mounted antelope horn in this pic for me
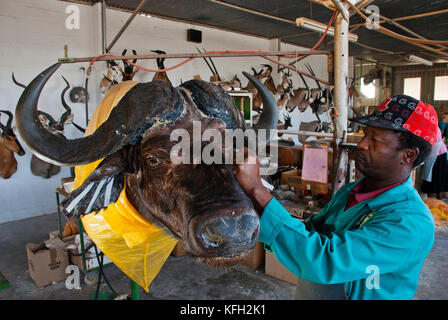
[12,73,26,89]
[195,47,215,76]
[295,72,312,104]
[0,110,13,131]
[106,60,117,67]
[15,63,186,166]
[298,72,310,91]
[60,76,73,125]
[306,64,328,104]
[61,76,85,133]
[305,63,323,91]
[0,109,25,157]
[151,50,166,70]
[71,122,86,134]
[251,67,263,76]
[261,64,272,74]
[203,47,220,81]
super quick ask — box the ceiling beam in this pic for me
[208,0,296,25]
[360,7,448,53]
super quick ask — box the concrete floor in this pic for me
[0,212,447,300]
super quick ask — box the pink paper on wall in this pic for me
[301,144,328,183]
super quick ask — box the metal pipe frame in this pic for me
[332,0,360,193]
[60,49,331,63]
[106,0,147,53]
[101,0,107,54]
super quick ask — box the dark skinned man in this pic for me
[233,95,437,300]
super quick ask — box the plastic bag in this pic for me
[424,198,448,220]
[72,82,178,291]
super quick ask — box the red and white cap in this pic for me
[350,95,438,146]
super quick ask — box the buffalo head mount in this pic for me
[15,63,277,266]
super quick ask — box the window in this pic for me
[434,76,448,101]
[403,77,421,100]
[360,78,375,99]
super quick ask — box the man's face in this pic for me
[355,125,404,179]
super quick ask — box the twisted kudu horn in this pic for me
[12,73,27,89]
[60,76,73,126]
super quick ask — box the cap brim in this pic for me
[349,115,408,132]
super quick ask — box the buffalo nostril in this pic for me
[251,227,258,242]
[201,211,259,251]
[203,222,225,246]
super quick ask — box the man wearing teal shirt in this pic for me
[233,95,437,300]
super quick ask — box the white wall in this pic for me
[0,0,101,224]
[0,0,329,223]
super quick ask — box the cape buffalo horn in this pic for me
[242,71,278,132]
[15,64,112,165]
[15,63,180,167]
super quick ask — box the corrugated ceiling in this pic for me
[65,0,448,66]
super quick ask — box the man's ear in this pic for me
[402,147,419,166]
[61,145,138,219]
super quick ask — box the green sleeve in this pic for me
[259,198,433,284]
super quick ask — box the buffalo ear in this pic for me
[61,146,137,219]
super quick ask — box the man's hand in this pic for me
[232,148,273,216]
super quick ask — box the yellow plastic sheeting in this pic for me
[72,81,178,291]
[424,198,448,220]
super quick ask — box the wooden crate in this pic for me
[265,251,298,285]
[280,169,302,190]
[241,241,265,270]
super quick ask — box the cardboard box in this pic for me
[48,230,77,243]
[280,169,302,190]
[26,239,69,288]
[347,133,363,144]
[265,251,298,285]
[241,241,265,270]
[301,180,329,194]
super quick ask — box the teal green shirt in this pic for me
[259,175,435,300]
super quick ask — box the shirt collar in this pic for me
[351,177,408,204]
[363,175,414,211]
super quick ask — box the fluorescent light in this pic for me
[296,17,358,42]
[407,55,433,66]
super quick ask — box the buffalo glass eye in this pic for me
[147,156,162,167]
